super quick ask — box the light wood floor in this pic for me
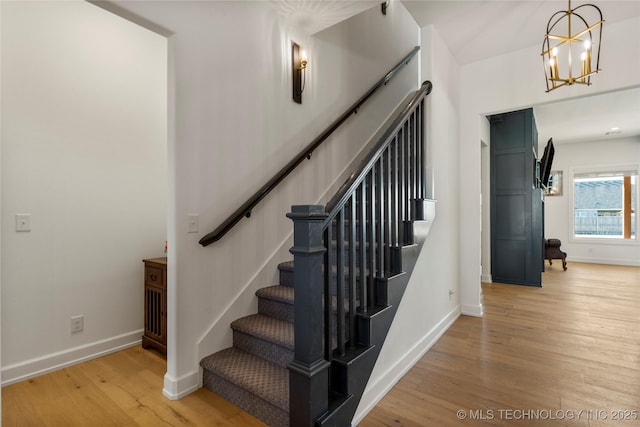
[361,262,640,426]
[1,345,265,426]
[3,262,639,426]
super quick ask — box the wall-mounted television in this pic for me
[540,138,555,189]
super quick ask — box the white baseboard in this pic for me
[1,330,143,386]
[481,274,492,283]
[163,369,200,400]
[352,306,461,425]
[461,303,483,317]
[566,256,640,267]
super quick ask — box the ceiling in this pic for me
[533,87,640,144]
[268,0,379,34]
[403,0,640,144]
[402,0,640,66]
[268,0,640,144]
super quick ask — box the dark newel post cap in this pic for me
[286,205,328,220]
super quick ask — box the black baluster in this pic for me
[411,111,417,203]
[367,170,376,308]
[391,136,398,247]
[419,100,426,199]
[376,158,385,277]
[348,194,356,346]
[336,209,345,356]
[399,123,406,244]
[358,182,367,313]
[384,145,392,274]
[323,226,333,359]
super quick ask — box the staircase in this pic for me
[200,81,433,426]
[200,262,295,426]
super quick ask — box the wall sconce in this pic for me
[381,1,390,15]
[292,42,308,104]
[541,0,604,92]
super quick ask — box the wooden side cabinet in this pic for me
[142,257,167,354]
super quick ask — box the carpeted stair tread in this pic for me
[200,347,289,412]
[278,260,294,272]
[256,285,294,305]
[231,313,294,350]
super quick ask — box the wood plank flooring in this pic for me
[2,346,264,426]
[2,262,639,426]
[361,262,640,426]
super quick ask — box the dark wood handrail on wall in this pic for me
[199,46,421,246]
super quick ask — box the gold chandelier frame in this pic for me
[541,0,604,92]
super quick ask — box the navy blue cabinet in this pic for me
[490,108,543,286]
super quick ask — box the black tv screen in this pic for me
[540,138,555,188]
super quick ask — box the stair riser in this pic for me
[258,298,294,323]
[279,266,294,287]
[330,347,377,401]
[202,369,288,427]
[257,292,366,326]
[233,330,293,369]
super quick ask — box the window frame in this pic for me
[569,163,639,245]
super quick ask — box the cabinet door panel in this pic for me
[493,239,526,283]
[495,153,527,191]
[145,284,164,342]
[495,195,526,237]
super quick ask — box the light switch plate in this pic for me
[188,214,199,233]
[16,214,31,232]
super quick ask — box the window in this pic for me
[573,170,637,239]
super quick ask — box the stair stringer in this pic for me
[316,200,436,427]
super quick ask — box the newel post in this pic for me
[287,205,331,427]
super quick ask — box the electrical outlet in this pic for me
[71,315,84,333]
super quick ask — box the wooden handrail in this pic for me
[199,46,421,246]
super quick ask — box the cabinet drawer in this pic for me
[145,267,164,286]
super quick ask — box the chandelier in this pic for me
[541,0,604,92]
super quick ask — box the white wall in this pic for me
[1,1,167,384]
[460,16,640,310]
[544,137,640,267]
[0,0,3,412]
[354,24,463,422]
[102,0,422,399]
